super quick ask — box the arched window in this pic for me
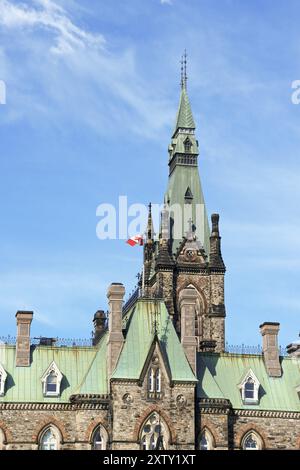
[42,361,63,397]
[39,427,60,450]
[46,371,58,394]
[155,369,161,393]
[242,431,263,450]
[199,429,214,450]
[148,368,154,393]
[239,369,260,405]
[0,428,6,450]
[244,377,254,399]
[147,366,162,398]
[140,412,169,450]
[184,138,192,153]
[0,364,7,396]
[91,425,107,450]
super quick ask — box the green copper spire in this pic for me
[165,52,211,257]
[173,88,196,135]
[173,51,196,136]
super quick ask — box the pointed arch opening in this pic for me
[39,425,62,450]
[139,412,170,450]
[241,430,263,450]
[199,427,215,450]
[0,428,6,450]
[91,425,108,450]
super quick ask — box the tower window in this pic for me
[184,138,192,153]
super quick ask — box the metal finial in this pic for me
[181,50,188,89]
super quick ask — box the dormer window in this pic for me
[0,364,7,397]
[239,369,260,405]
[42,361,63,397]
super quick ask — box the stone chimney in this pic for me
[107,283,125,377]
[15,311,33,367]
[179,287,198,374]
[260,322,281,377]
[93,310,107,346]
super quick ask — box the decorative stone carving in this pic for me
[122,393,133,405]
[176,394,186,408]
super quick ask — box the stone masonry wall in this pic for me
[0,407,109,450]
[111,378,195,450]
[197,409,300,450]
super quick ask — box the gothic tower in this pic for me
[142,54,226,354]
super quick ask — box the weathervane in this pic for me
[180,49,188,89]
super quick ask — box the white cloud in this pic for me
[161,0,173,4]
[0,0,174,137]
[0,0,105,54]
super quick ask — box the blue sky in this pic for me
[0,0,300,348]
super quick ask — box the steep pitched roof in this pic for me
[173,88,196,135]
[0,340,108,403]
[112,299,197,383]
[197,353,300,411]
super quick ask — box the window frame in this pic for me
[199,428,215,450]
[0,364,7,397]
[41,361,63,397]
[238,369,260,405]
[39,426,61,451]
[241,431,263,450]
[91,425,108,450]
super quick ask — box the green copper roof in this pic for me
[165,164,211,256]
[198,353,300,412]
[112,299,197,382]
[0,340,108,403]
[173,87,196,135]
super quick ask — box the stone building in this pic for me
[0,68,300,451]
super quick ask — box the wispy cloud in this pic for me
[0,0,173,137]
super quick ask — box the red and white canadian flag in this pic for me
[126,235,144,247]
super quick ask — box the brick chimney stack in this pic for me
[260,322,281,377]
[15,311,33,367]
[107,283,125,377]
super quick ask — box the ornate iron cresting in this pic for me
[225,342,288,356]
[0,336,93,347]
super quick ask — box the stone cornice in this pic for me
[0,400,109,411]
[198,399,300,419]
[233,409,300,419]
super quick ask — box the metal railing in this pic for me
[225,342,288,356]
[0,336,93,347]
